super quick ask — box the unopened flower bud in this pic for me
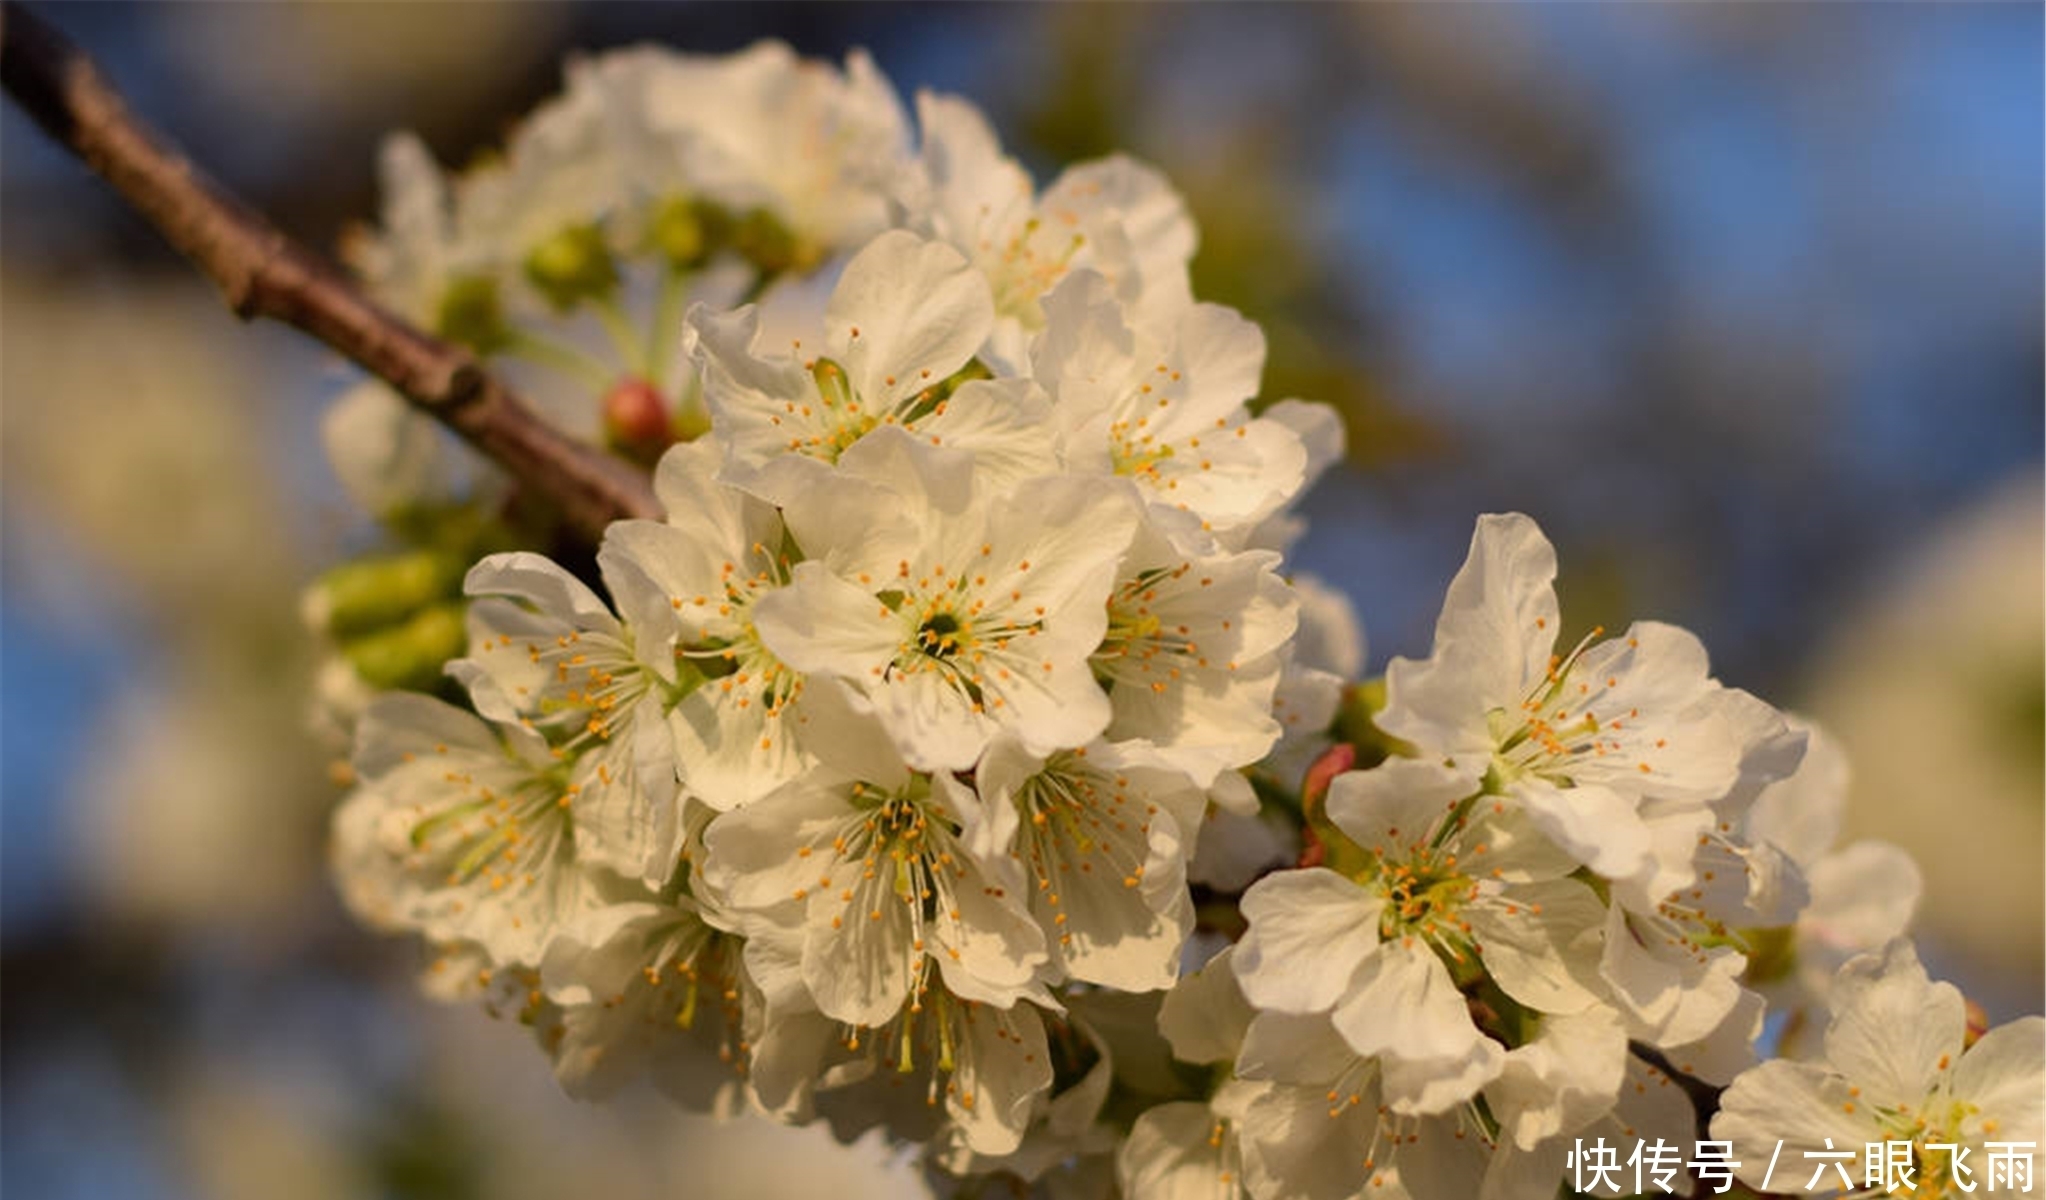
[303,548,466,638]
[338,601,467,692]
[524,222,619,311]
[1965,996,1991,1048]
[649,195,728,269]
[603,376,677,464]
[732,207,815,277]
[434,274,511,354]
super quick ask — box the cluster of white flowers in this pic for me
[1124,514,1904,1198]
[319,41,2040,1200]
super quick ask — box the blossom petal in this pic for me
[1322,757,1482,859]
[1332,938,1484,1074]
[1822,939,1965,1111]
[1158,946,1256,1066]
[1233,868,1381,1014]
[1953,1015,2046,1144]
[1470,878,1607,1016]
[1511,776,1654,881]
[1380,512,1559,753]
[826,229,992,410]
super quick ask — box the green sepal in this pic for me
[1332,677,1417,771]
[308,548,467,638]
[340,600,469,692]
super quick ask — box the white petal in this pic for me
[698,776,853,909]
[1511,776,1654,881]
[1331,939,1484,1073]
[1158,946,1256,1065]
[1236,1009,1354,1087]
[784,675,912,792]
[914,377,1063,492]
[1380,512,1559,753]
[1223,1078,1383,1200]
[1487,1008,1627,1150]
[748,559,899,678]
[1470,878,1608,1016]
[1953,1016,2045,1144]
[1801,840,1920,956]
[1742,716,1846,866]
[1233,868,1381,1014]
[664,682,813,811]
[1380,1032,1507,1116]
[1822,939,1965,1110]
[1599,905,1745,1046]
[464,550,616,631]
[1657,988,1764,1087]
[686,303,817,478]
[1170,304,1265,424]
[1118,1101,1244,1200]
[1711,1059,1879,1189]
[947,1000,1055,1157]
[827,229,993,410]
[568,694,683,884]
[933,851,1048,1006]
[1323,757,1482,860]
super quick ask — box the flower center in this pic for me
[984,216,1084,325]
[674,556,804,726]
[1372,849,1475,944]
[1484,625,1662,785]
[917,610,967,659]
[408,767,574,897]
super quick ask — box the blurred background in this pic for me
[3,4,2039,1197]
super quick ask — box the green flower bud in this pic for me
[339,601,468,692]
[524,222,619,311]
[732,207,816,277]
[304,548,467,638]
[434,274,511,354]
[671,394,714,444]
[648,195,727,269]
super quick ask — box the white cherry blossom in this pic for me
[1092,518,1298,785]
[451,547,683,885]
[1713,940,2043,1196]
[1233,757,1607,1113]
[700,682,1046,1029]
[753,429,1140,772]
[331,693,599,968]
[581,40,909,258]
[804,986,1058,1159]
[1033,271,1308,540]
[600,438,822,810]
[688,230,1062,495]
[1379,513,1774,887]
[900,93,1196,371]
[538,886,754,1112]
[972,736,1208,991]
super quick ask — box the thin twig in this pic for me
[0,2,659,539]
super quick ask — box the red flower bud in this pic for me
[603,376,676,463]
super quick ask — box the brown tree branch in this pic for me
[0,1,660,539]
